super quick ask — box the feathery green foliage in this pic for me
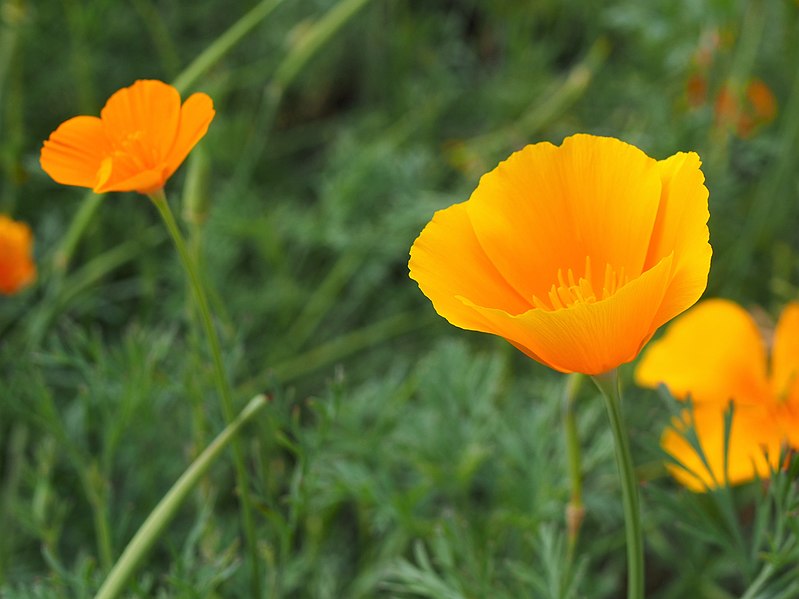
[2,0,799,597]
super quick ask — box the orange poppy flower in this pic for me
[635,299,799,491]
[40,80,215,195]
[0,215,36,295]
[408,134,712,375]
[714,79,777,138]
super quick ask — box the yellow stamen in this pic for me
[532,256,629,311]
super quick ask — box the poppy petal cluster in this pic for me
[409,134,712,375]
[0,215,36,295]
[40,79,215,195]
[636,299,799,491]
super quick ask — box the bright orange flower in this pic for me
[636,299,799,491]
[40,80,214,195]
[409,134,712,375]
[0,215,36,295]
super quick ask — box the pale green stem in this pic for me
[149,189,261,597]
[229,0,374,193]
[52,192,103,274]
[272,0,372,90]
[171,0,284,94]
[563,373,585,560]
[93,394,268,599]
[739,563,775,599]
[592,369,644,599]
[86,466,113,571]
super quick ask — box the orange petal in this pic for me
[635,299,770,405]
[100,80,181,163]
[163,92,215,179]
[94,157,169,194]
[645,151,712,329]
[464,134,663,302]
[40,116,109,189]
[772,302,799,406]
[0,215,36,295]
[662,403,782,492]
[409,202,532,331]
[461,253,674,374]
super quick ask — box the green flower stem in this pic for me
[52,192,103,274]
[171,0,284,95]
[229,0,374,194]
[149,189,261,597]
[592,369,644,599]
[93,394,269,599]
[563,373,585,559]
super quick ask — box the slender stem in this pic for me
[228,0,374,195]
[171,0,285,94]
[149,189,261,597]
[94,394,268,599]
[563,373,585,560]
[86,469,113,572]
[52,192,103,273]
[592,369,644,599]
[739,563,774,599]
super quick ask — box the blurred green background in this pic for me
[2,0,799,597]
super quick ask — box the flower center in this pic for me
[109,130,157,171]
[532,256,629,311]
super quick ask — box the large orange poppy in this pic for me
[409,134,712,375]
[0,215,36,295]
[40,79,214,195]
[636,299,799,491]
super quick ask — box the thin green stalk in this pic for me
[33,387,115,576]
[181,149,213,501]
[739,563,775,599]
[130,0,181,79]
[592,369,644,599]
[242,311,432,394]
[706,0,768,168]
[272,0,372,91]
[0,424,27,584]
[52,192,103,274]
[26,226,163,349]
[229,0,374,194]
[86,463,113,571]
[171,0,285,94]
[94,394,269,599]
[278,249,363,358]
[563,373,585,560]
[723,16,799,296]
[462,37,607,162]
[62,0,97,112]
[149,189,261,598]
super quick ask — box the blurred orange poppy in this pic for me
[0,215,36,295]
[636,299,799,491]
[409,134,712,375]
[685,73,708,108]
[714,79,777,138]
[40,79,214,195]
